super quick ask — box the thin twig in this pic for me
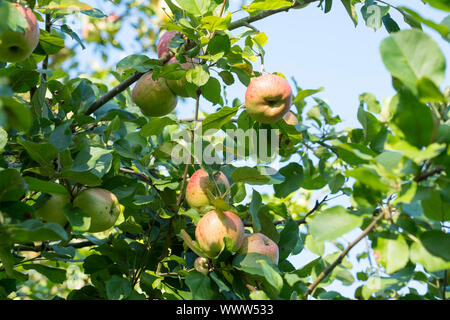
[305,208,386,298]
[414,166,445,182]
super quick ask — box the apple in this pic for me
[35,193,70,227]
[132,71,178,117]
[157,30,179,59]
[157,31,195,97]
[186,169,230,209]
[283,111,298,125]
[195,210,245,258]
[245,74,292,124]
[72,188,121,233]
[238,233,279,264]
[194,257,210,275]
[0,3,40,63]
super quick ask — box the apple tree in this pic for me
[0,0,449,300]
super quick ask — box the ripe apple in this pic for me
[132,71,178,117]
[35,193,70,227]
[283,111,298,125]
[245,74,292,124]
[0,3,40,63]
[157,30,179,59]
[238,233,279,264]
[72,188,121,233]
[157,31,195,97]
[195,210,245,258]
[194,257,210,275]
[185,169,230,209]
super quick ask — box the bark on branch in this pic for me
[304,207,387,298]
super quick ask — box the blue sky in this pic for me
[70,1,449,298]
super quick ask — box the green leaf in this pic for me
[373,234,409,274]
[185,271,215,300]
[305,234,324,255]
[116,55,160,73]
[186,65,210,86]
[417,77,447,103]
[49,120,73,151]
[421,191,450,221]
[105,275,131,300]
[0,248,14,277]
[399,7,450,40]
[274,163,304,198]
[140,117,176,137]
[0,127,6,152]
[249,190,262,232]
[6,219,68,243]
[1,98,32,132]
[62,205,91,234]
[71,147,113,178]
[382,14,401,33]
[422,0,450,12]
[410,240,450,272]
[22,264,66,284]
[201,12,232,31]
[389,90,434,148]
[36,30,65,55]
[232,253,280,277]
[0,169,26,203]
[24,177,68,196]
[249,290,270,300]
[231,166,280,185]
[207,34,230,55]
[380,29,446,94]
[345,168,390,193]
[176,0,212,16]
[202,106,238,134]
[309,206,363,242]
[258,259,283,293]
[278,218,300,261]
[420,230,450,261]
[60,170,102,186]
[202,77,222,105]
[243,0,292,15]
[18,140,59,168]
[341,0,358,26]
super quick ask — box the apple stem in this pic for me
[179,229,208,258]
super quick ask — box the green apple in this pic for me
[185,169,230,209]
[132,71,178,117]
[35,193,70,226]
[194,257,210,275]
[195,210,245,258]
[245,74,292,124]
[73,188,121,233]
[0,3,40,63]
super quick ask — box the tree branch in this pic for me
[228,1,318,31]
[414,166,445,182]
[14,240,96,252]
[244,195,328,227]
[304,207,387,298]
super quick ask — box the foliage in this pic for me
[0,0,449,300]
